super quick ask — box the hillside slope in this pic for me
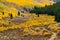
[6,0,55,7]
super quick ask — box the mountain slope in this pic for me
[6,0,55,7]
[54,0,60,2]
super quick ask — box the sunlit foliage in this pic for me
[6,0,54,7]
[0,0,59,36]
[0,13,60,36]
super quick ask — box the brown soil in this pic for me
[0,29,60,40]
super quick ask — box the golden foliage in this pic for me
[0,13,60,36]
[6,0,54,7]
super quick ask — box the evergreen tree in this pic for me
[18,11,20,16]
[30,2,60,22]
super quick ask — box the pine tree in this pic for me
[18,11,20,16]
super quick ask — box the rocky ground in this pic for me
[0,29,60,40]
[0,15,60,40]
[0,29,50,40]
